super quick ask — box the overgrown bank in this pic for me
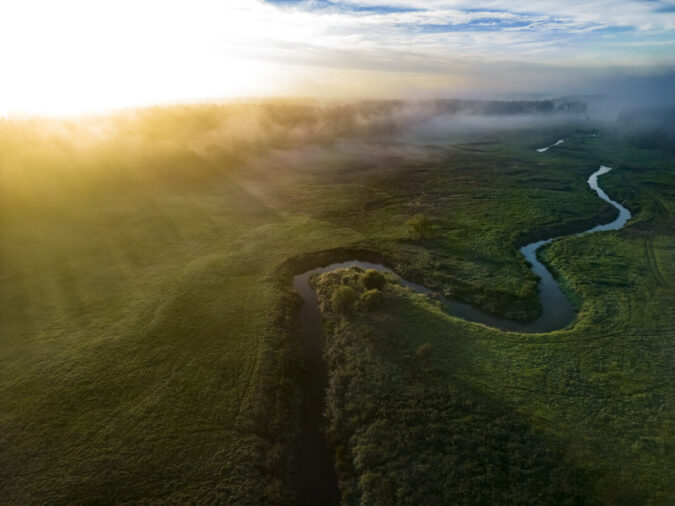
[313,267,592,504]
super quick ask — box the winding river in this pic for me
[292,164,631,504]
[537,139,564,152]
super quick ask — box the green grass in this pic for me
[314,268,592,505]
[0,104,672,503]
[312,132,674,504]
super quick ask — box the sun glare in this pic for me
[2,0,673,116]
[0,0,285,117]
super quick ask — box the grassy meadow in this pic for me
[0,103,672,503]
[312,132,674,504]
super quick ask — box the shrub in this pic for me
[331,286,358,314]
[415,342,433,359]
[405,214,436,239]
[359,269,386,290]
[360,289,384,312]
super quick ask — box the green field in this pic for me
[1,104,672,504]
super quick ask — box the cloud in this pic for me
[264,0,675,30]
[244,0,675,80]
[1,0,673,115]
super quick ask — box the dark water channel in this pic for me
[291,165,631,504]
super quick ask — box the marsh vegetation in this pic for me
[0,102,672,504]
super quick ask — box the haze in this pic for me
[2,0,675,116]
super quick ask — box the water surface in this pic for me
[537,139,564,152]
[291,165,631,503]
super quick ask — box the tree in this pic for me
[360,289,384,312]
[331,286,358,314]
[359,269,386,290]
[405,214,435,239]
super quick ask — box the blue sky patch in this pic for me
[263,0,420,14]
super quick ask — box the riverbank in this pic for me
[309,187,671,505]
[291,165,633,502]
[2,112,671,504]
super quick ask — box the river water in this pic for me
[291,164,631,503]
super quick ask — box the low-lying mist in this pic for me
[1,96,672,208]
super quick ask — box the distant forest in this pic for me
[432,98,588,115]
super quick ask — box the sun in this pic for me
[0,0,286,117]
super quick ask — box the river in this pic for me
[291,164,631,504]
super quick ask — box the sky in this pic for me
[1,0,674,115]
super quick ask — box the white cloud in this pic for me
[0,0,672,114]
[338,0,675,31]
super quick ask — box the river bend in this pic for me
[291,164,631,503]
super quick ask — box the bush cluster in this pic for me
[360,289,384,312]
[359,269,387,290]
[331,286,358,313]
